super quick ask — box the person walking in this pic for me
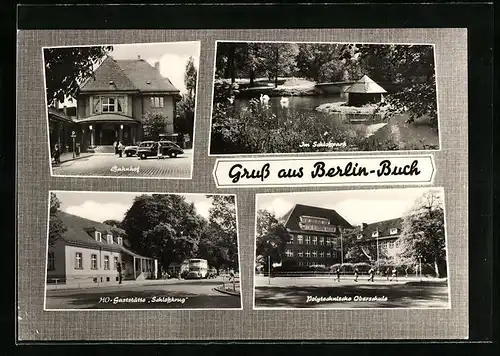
[53,144,61,164]
[390,267,398,282]
[385,267,390,281]
[335,268,341,282]
[368,267,375,282]
[118,141,124,157]
[117,262,122,284]
[113,140,118,155]
[157,141,163,159]
[405,266,409,279]
[354,267,359,282]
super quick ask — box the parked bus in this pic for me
[186,259,208,279]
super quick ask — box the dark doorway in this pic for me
[101,129,117,145]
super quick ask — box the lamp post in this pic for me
[89,125,94,147]
[340,228,344,265]
[376,235,379,274]
[418,254,423,282]
[267,255,271,285]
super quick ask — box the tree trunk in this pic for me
[434,258,440,278]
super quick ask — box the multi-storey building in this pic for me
[281,204,353,267]
[354,217,404,260]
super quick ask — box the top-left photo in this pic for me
[43,41,200,179]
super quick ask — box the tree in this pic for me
[397,190,446,277]
[174,94,195,139]
[199,195,239,269]
[142,112,167,140]
[260,43,299,87]
[352,44,438,125]
[184,56,198,97]
[43,46,113,105]
[103,219,122,228]
[296,43,345,82]
[48,193,67,246]
[121,194,207,270]
[255,209,291,271]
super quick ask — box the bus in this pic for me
[186,259,208,279]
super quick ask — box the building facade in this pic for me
[281,204,353,267]
[47,211,157,287]
[48,55,181,152]
[355,217,404,260]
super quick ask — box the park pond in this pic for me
[231,94,439,152]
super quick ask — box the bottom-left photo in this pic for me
[44,190,241,310]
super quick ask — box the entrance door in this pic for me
[101,129,116,145]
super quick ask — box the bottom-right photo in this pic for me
[253,187,450,309]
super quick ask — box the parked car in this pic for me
[124,141,155,157]
[137,141,184,159]
[207,267,218,279]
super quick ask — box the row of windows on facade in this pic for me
[47,251,155,272]
[285,249,338,258]
[91,96,165,114]
[357,228,399,239]
[288,235,340,245]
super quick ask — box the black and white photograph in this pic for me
[210,41,440,155]
[44,42,199,178]
[45,191,241,310]
[254,187,449,309]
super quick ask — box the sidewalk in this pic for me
[46,278,173,291]
[52,151,93,165]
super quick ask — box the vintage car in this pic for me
[123,141,155,157]
[137,141,184,159]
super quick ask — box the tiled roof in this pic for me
[79,56,179,93]
[282,204,353,232]
[358,217,403,242]
[345,75,387,94]
[57,211,126,252]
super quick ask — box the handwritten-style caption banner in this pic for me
[213,155,435,188]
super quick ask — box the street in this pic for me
[254,275,449,309]
[45,278,241,309]
[52,150,193,178]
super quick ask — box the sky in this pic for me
[54,191,214,222]
[256,188,444,226]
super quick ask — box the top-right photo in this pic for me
[209,41,440,155]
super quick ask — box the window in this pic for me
[388,242,395,249]
[304,236,310,245]
[319,236,324,245]
[91,254,97,270]
[319,251,324,258]
[75,252,83,269]
[117,236,123,245]
[297,235,303,244]
[389,228,398,235]
[305,250,311,258]
[285,249,293,257]
[95,231,102,242]
[288,235,294,244]
[114,256,118,270]
[357,234,363,240]
[332,250,337,258]
[104,256,110,270]
[395,240,401,248]
[297,250,303,257]
[107,234,113,244]
[47,251,55,270]
[312,250,317,258]
[326,252,331,258]
[372,231,379,238]
[151,96,164,108]
[312,236,317,245]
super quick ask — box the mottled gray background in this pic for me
[17,29,468,341]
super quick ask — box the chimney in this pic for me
[137,55,141,60]
[360,223,368,231]
[154,61,160,72]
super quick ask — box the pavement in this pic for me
[254,275,449,309]
[45,277,241,309]
[52,149,193,178]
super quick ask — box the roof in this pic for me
[282,204,353,232]
[80,56,180,93]
[358,217,403,242]
[76,113,140,124]
[345,75,387,94]
[57,211,125,252]
[48,107,74,123]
